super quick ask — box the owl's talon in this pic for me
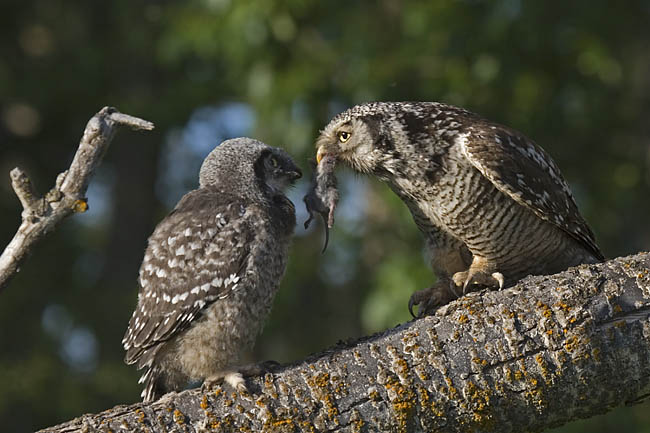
[203,371,248,393]
[492,272,505,289]
[408,280,458,318]
[453,269,505,293]
[225,372,247,393]
[408,291,425,318]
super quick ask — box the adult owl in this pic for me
[315,102,603,316]
[122,137,301,402]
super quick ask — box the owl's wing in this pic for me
[459,124,604,260]
[122,189,256,366]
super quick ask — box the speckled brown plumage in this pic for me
[315,102,603,315]
[122,138,301,402]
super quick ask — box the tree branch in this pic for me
[0,107,154,293]
[41,252,650,433]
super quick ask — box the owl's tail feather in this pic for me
[139,366,165,403]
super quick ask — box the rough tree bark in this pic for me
[41,251,650,433]
[0,107,154,292]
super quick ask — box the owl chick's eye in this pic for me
[337,131,351,143]
[269,157,279,168]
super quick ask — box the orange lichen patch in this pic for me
[351,417,365,432]
[202,409,221,430]
[73,198,88,213]
[504,367,513,382]
[554,301,572,313]
[173,409,185,425]
[429,400,445,418]
[385,375,417,432]
[418,384,430,408]
[462,381,495,431]
[458,314,469,324]
[472,357,488,367]
[333,377,347,395]
[394,356,410,378]
[306,371,339,423]
[537,301,553,318]
[200,394,209,410]
[262,416,298,431]
[135,408,145,423]
[264,373,274,389]
[534,354,552,383]
[403,343,420,353]
[500,305,516,319]
[459,299,482,317]
[564,335,579,352]
[525,386,546,412]
[443,377,459,400]
[613,304,623,313]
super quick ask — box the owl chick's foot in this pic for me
[202,361,282,394]
[452,269,504,294]
[202,371,247,393]
[408,279,459,318]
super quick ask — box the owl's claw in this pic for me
[408,280,458,318]
[452,270,504,293]
[202,371,248,394]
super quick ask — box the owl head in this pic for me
[199,137,302,198]
[315,102,407,175]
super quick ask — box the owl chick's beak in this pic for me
[288,168,302,181]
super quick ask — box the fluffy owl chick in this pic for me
[122,138,301,402]
[315,102,603,316]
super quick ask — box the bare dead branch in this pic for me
[41,252,650,433]
[0,107,154,293]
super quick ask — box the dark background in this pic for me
[1,1,649,431]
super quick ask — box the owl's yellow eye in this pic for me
[337,131,351,143]
[270,157,279,168]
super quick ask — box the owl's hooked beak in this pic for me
[316,145,328,164]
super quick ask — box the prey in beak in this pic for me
[302,154,339,253]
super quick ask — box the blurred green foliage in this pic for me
[1,0,649,431]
